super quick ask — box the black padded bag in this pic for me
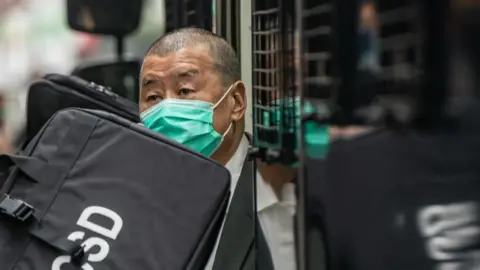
[309,100,480,270]
[0,108,229,270]
[25,74,139,148]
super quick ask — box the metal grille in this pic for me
[299,0,423,125]
[252,0,297,162]
[369,0,423,124]
[302,0,334,101]
[377,0,422,93]
[165,0,213,33]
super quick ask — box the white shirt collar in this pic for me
[220,135,298,270]
[223,135,296,213]
[256,171,296,213]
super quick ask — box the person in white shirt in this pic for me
[139,27,300,270]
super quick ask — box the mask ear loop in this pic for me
[214,82,239,140]
[222,122,233,138]
[213,82,239,109]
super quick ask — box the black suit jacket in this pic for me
[211,155,274,270]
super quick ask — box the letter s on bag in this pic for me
[51,256,94,270]
[51,233,110,269]
[51,206,123,270]
[82,237,110,262]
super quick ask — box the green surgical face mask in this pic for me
[263,97,329,165]
[140,85,234,157]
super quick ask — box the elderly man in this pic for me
[139,28,300,270]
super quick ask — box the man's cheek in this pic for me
[212,110,227,132]
[213,119,229,135]
[139,103,149,114]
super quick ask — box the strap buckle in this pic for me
[0,194,35,222]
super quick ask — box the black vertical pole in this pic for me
[116,36,124,62]
[415,0,449,128]
[198,0,213,31]
[180,0,187,27]
[334,0,359,125]
[250,0,258,267]
[295,0,308,268]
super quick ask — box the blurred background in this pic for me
[0,0,166,139]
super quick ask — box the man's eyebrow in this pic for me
[175,69,199,78]
[141,73,161,86]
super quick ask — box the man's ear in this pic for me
[231,81,246,122]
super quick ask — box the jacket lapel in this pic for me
[212,157,254,270]
[256,219,275,269]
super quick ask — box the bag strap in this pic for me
[0,154,62,185]
[30,229,85,265]
[0,155,63,222]
[0,154,64,199]
[0,194,35,222]
[1,110,98,222]
[244,132,275,269]
[244,132,252,144]
[0,154,85,263]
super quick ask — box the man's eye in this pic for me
[178,88,193,96]
[146,95,162,102]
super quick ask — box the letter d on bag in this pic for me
[77,206,123,240]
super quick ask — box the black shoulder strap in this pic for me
[212,153,254,270]
[212,134,274,270]
[244,132,274,269]
[244,132,253,143]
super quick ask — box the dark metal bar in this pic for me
[414,0,449,128]
[116,36,124,61]
[252,29,282,35]
[302,4,333,17]
[252,8,280,16]
[165,0,214,32]
[304,52,332,61]
[303,26,332,38]
[250,0,259,267]
[333,0,359,125]
[295,0,308,269]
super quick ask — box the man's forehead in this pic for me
[142,54,213,81]
[143,45,213,67]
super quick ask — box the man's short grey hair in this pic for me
[144,27,241,87]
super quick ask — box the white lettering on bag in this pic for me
[417,202,480,269]
[51,206,123,270]
[77,206,123,240]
